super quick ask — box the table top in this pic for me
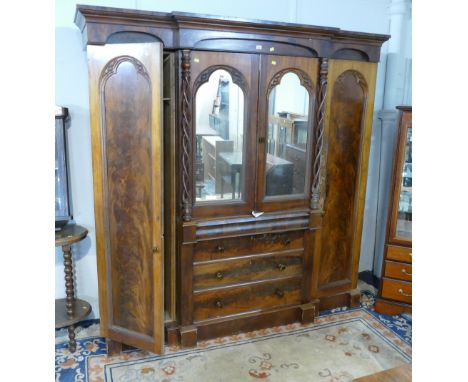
[218,152,293,167]
[55,224,88,247]
[55,298,92,328]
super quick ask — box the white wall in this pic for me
[55,0,410,317]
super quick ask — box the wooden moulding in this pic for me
[74,5,389,62]
[186,210,312,243]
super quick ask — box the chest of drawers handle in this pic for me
[277,263,287,271]
[215,245,224,253]
[402,268,412,276]
[215,271,224,280]
[398,288,412,297]
[214,300,223,308]
[275,288,284,298]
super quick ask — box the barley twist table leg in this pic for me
[62,244,76,351]
[68,325,77,352]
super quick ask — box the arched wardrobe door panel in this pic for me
[316,60,377,296]
[87,43,164,354]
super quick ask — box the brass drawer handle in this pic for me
[215,245,225,253]
[283,238,291,245]
[398,288,412,297]
[277,263,286,271]
[215,271,224,280]
[215,300,223,308]
[275,288,284,298]
[402,269,412,276]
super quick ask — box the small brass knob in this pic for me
[275,289,284,298]
[283,238,291,245]
[215,300,223,308]
[152,246,159,253]
[398,289,412,297]
[277,263,286,271]
[215,271,224,280]
[216,245,225,252]
[402,269,412,276]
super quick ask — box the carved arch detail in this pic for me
[99,55,150,86]
[193,65,249,96]
[335,69,368,94]
[266,68,314,97]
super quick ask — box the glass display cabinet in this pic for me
[55,106,72,229]
[375,106,412,315]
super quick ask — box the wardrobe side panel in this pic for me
[318,60,377,293]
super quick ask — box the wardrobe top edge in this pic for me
[74,4,390,45]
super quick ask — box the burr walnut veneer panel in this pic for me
[87,43,164,354]
[318,60,377,294]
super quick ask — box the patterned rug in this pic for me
[55,292,411,382]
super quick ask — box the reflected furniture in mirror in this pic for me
[375,106,412,315]
[76,4,389,354]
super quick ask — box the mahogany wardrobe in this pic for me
[75,5,389,354]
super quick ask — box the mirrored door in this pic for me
[256,55,318,212]
[190,51,259,218]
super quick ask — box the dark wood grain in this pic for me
[75,5,389,62]
[194,231,304,262]
[193,250,303,289]
[87,42,164,354]
[318,70,366,289]
[193,276,302,321]
[103,57,154,337]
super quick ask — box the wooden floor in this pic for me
[353,364,411,381]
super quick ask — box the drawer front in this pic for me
[381,278,412,304]
[386,245,412,263]
[194,231,304,262]
[194,250,303,290]
[193,277,302,321]
[384,261,412,281]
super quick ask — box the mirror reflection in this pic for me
[265,72,310,197]
[195,69,245,202]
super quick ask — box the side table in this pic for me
[55,224,92,352]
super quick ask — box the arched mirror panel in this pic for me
[265,71,311,197]
[195,69,245,203]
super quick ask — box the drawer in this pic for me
[193,277,302,321]
[381,278,412,304]
[194,231,304,262]
[384,261,412,281]
[193,250,303,290]
[386,245,412,263]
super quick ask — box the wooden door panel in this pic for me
[318,60,377,292]
[87,43,164,353]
